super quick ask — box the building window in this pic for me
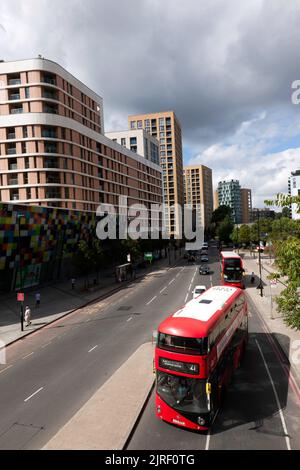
[7,127,16,139]
[25,87,30,99]
[130,121,136,129]
[121,138,126,146]
[137,120,142,129]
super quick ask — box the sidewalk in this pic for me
[240,250,300,380]
[0,250,182,347]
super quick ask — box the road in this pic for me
[126,247,300,450]
[0,251,215,449]
[1,244,299,450]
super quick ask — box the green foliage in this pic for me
[265,193,300,213]
[211,205,232,224]
[218,216,234,243]
[231,224,251,244]
[271,237,300,329]
[276,286,300,330]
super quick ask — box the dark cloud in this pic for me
[2,0,300,203]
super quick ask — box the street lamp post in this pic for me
[17,213,24,331]
[257,211,264,297]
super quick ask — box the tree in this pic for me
[211,205,232,224]
[218,216,234,244]
[272,237,300,329]
[231,224,251,245]
[265,193,300,214]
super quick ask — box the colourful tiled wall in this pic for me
[0,203,97,272]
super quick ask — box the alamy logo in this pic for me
[0,340,6,365]
[96,196,204,250]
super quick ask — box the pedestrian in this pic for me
[24,306,31,327]
[251,272,255,284]
[35,291,41,308]
[71,278,76,290]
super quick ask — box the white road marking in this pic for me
[24,387,44,402]
[210,275,213,287]
[22,352,34,359]
[41,342,52,349]
[205,430,211,450]
[146,295,157,305]
[184,293,189,303]
[0,365,13,374]
[160,286,167,294]
[127,317,133,322]
[255,339,291,450]
[88,345,98,352]
[169,278,175,285]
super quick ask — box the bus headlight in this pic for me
[197,417,205,426]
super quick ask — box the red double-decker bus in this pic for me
[220,251,244,289]
[155,286,248,431]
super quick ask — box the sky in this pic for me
[1,0,300,207]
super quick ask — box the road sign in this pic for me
[144,252,153,261]
[17,292,24,301]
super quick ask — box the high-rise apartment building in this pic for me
[217,180,242,224]
[241,188,252,224]
[128,111,184,237]
[105,129,159,165]
[288,170,300,220]
[183,164,213,229]
[0,58,163,214]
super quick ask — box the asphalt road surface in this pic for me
[126,247,300,450]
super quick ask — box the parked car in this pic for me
[200,255,208,262]
[193,285,207,298]
[199,265,210,275]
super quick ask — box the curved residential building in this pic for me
[0,58,163,213]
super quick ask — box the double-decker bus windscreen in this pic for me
[224,258,242,269]
[158,333,208,355]
[157,371,208,413]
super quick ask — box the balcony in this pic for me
[42,75,56,85]
[8,78,21,86]
[44,159,58,169]
[43,90,58,100]
[7,147,16,155]
[9,163,18,171]
[8,177,18,185]
[45,145,57,153]
[10,107,23,114]
[45,189,61,199]
[9,92,20,101]
[42,128,57,138]
[43,104,58,114]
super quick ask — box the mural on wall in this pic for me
[0,203,97,277]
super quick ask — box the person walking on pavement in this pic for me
[35,291,41,308]
[24,306,31,327]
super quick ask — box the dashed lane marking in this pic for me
[88,345,98,353]
[24,387,44,402]
[0,365,13,374]
[146,296,157,305]
[160,286,167,294]
[22,352,34,359]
